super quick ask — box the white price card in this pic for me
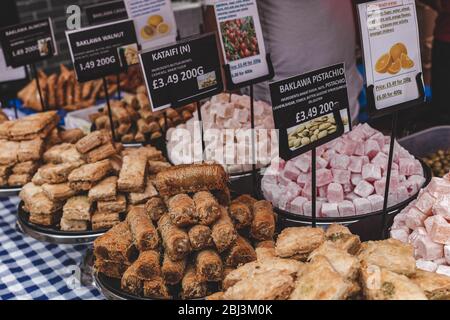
[358,0,423,113]
[124,0,177,51]
[214,0,269,86]
[0,48,26,83]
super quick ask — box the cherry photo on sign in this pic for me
[220,16,260,62]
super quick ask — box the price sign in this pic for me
[66,19,138,82]
[215,0,269,86]
[357,0,423,116]
[0,18,57,68]
[86,0,128,25]
[124,0,177,50]
[140,33,223,111]
[270,64,349,160]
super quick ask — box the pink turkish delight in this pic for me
[374,176,400,195]
[424,215,447,234]
[283,162,300,181]
[409,227,427,247]
[399,158,422,176]
[430,218,450,245]
[290,197,308,215]
[332,169,351,185]
[390,228,410,243]
[433,195,450,220]
[371,152,388,171]
[365,140,380,159]
[415,236,444,261]
[336,138,358,156]
[303,201,322,217]
[293,156,310,173]
[330,154,350,170]
[353,198,372,215]
[338,200,356,217]
[405,206,428,230]
[351,173,362,186]
[345,192,359,202]
[321,203,339,218]
[316,169,333,187]
[297,172,311,188]
[371,133,386,150]
[354,180,375,198]
[368,195,384,212]
[436,265,450,277]
[415,191,436,216]
[349,156,364,173]
[416,260,438,273]
[362,163,382,182]
[327,183,344,203]
[427,177,450,198]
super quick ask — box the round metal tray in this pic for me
[259,158,432,225]
[17,202,107,245]
[94,272,206,301]
[0,186,22,198]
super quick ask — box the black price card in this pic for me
[0,18,57,68]
[140,33,224,111]
[270,64,349,160]
[66,20,138,82]
[86,0,128,25]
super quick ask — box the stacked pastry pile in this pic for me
[208,225,450,300]
[94,163,277,299]
[19,129,171,231]
[90,89,195,144]
[166,93,276,174]
[391,174,450,276]
[17,65,141,112]
[0,111,61,187]
[262,123,426,218]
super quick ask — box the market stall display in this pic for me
[17,65,144,112]
[18,130,171,235]
[93,163,277,300]
[207,225,450,300]
[390,174,450,277]
[261,123,429,220]
[166,93,276,175]
[90,86,196,144]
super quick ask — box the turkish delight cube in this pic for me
[436,265,450,278]
[430,218,450,245]
[330,154,350,170]
[297,172,311,188]
[390,228,410,243]
[316,169,333,187]
[424,215,446,234]
[345,192,359,202]
[428,177,450,198]
[338,200,356,217]
[415,236,444,261]
[351,173,362,186]
[415,191,436,216]
[327,183,344,203]
[303,200,322,217]
[362,163,382,182]
[332,169,351,185]
[290,197,308,215]
[293,155,310,173]
[405,206,428,230]
[354,180,375,198]
[353,198,372,215]
[283,161,300,181]
[416,260,438,273]
[349,156,364,173]
[368,195,384,212]
[364,140,380,159]
[336,138,358,156]
[409,227,427,247]
[433,195,450,220]
[321,203,339,218]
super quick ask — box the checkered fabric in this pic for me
[0,197,103,300]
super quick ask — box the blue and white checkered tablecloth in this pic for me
[0,197,103,300]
